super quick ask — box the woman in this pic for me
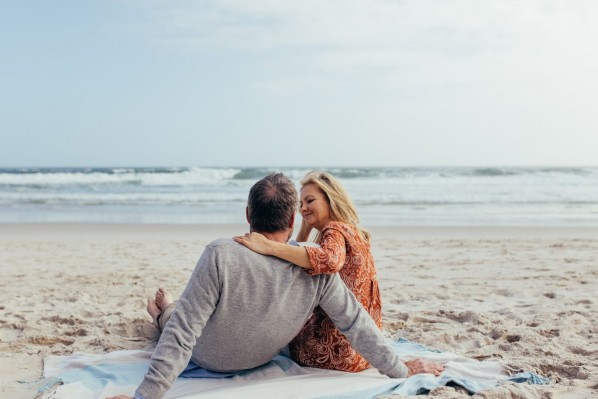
[234,171,381,372]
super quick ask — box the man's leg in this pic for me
[147,288,176,331]
[156,302,176,330]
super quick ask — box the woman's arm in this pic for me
[234,233,313,269]
[304,227,346,275]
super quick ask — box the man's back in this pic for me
[192,238,330,371]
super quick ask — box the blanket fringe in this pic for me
[19,376,63,399]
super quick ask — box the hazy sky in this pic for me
[1,0,597,167]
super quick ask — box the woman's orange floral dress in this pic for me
[289,221,382,372]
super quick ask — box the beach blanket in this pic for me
[39,339,548,399]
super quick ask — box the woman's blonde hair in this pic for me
[299,171,370,243]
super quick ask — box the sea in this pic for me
[1,166,597,226]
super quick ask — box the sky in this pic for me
[1,0,597,168]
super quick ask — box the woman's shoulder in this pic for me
[323,220,350,231]
[322,221,359,239]
[323,221,371,248]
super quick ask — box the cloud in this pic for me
[117,0,598,166]
[127,1,595,49]
[125,0,598,82]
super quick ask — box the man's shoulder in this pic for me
[206,237,236,249]
[196,238,243,264]
[204,238,279,265]
[203,238,251,260]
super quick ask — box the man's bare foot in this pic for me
[155,288,174,311]
[147,298,161,321]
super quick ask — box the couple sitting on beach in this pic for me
[108,171,444,399]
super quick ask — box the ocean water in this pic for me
[1,166,597,226]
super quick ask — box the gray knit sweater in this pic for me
[136,239,408,399]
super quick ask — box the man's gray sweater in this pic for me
[136,239,408,399]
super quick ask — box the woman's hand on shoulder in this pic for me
[234,232,273,255]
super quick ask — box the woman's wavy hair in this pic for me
[300,171,370,243]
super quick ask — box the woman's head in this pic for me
[299,171,370,242]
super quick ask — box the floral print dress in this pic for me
[289,221,382,372]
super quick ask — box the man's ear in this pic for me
[289,214,295,230]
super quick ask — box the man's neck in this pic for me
[255,230,290,243]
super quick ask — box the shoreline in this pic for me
[2,223,598,240]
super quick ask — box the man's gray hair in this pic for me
[248,173,297,233]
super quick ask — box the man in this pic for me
[109,173,443,399]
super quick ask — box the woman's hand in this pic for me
[404,359,445,377]
[233,232,273,255]
[296,219,313,242]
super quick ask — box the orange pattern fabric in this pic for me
[289,221,382,372]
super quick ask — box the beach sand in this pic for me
[0,224,596,399]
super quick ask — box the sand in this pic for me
[0,223,597,399]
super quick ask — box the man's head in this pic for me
[247,173,297,234]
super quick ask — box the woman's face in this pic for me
[300,183,331,231]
